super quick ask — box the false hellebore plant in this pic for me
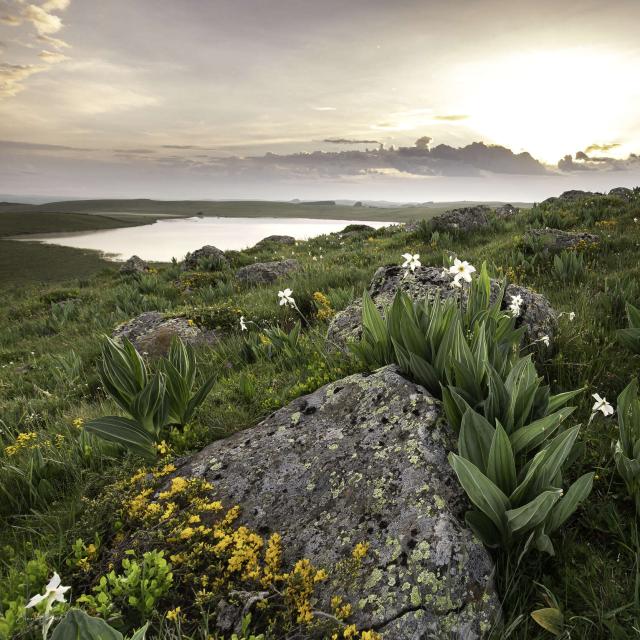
[614,379,640,512]
[352,261,592,554]
[85,337,215,460]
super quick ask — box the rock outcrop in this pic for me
[523,228,599,254]
[609,186,634,200]
[112,311,215,357]
[494,204,518,218]
[235,259,299,285]
[339,224,376,239]
[182,245,228,271]
[119,255,149,275]
[165,366,500,638]
[327,265,556,349]
[255,235,296,247]
[431,206,491,233]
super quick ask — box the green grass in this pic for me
[0,190,638,638]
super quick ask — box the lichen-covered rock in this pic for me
[119,255,149,275]
[523,228,599,254]
[339,224,376,238]
[168,366,500,638]
[431,206,491,233]
[112,311,216,357]
[327,265,556,348]
[235,259,299,285]
[182,245,228,271]
[255,235,296,247]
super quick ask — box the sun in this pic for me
[450,48,639,163]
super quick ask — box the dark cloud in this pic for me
[0,139,92,151]
[323,138,380,144]
[161,144,219,150]
[113,148,155,154]
[558,151,640,172]
[585,142,620,153]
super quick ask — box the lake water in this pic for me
[18,216,392,262]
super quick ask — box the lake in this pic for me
[18,216,393,262]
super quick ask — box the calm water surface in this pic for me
[19,216,392,262]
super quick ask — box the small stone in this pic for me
[182,245,228,271]
[119,255,149,274]
[255,235,296,247]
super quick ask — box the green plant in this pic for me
[552,250,585,283]
[617,302,640,352]
[614,379,640,512]
[79,550,173,623]
[161,338,216,426]
[85,337,215,460]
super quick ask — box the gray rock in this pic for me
[494,204,518,218]
[523,228,599,254]
[255,235,296,247]
[166,366,500,638]
[327,265,556,348]
[609,186,634,200]
[431,206,491,233]
[112,311,216,357]
[339,224,376,239]
[235,259,299,285]
[182,245,228,271]
[119,255,149,275]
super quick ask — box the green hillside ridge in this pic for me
[0,189,639,639]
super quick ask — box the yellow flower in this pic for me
[157,440,170,456]
[166,606,181,622]
[72,417,84,429]
[179,527,195,540]
[352,541,370,561]
[4,432,38,456]
[343,624,358,639]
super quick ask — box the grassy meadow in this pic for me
[0,191,639,638]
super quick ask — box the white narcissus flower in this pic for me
[540,334,550,347]
[278,288,295,307]
[401,253,421,272]
[509,294,524,317]
[239,316,247,331]
[26,573,70,612]
[568,311,576,321]
[591,393,614,418]
[449,258,476,285]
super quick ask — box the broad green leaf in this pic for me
[530,607,564,636]
[459,408,495,472]
[85,416,156,460]
[545,472,594,533]
[547,388,584,413]
[408,352,440,396]
[487,421,517,495]
[465,510,502,547]
[506,489,562,535]
[51,608,123,640]
[448,453,509,537]
[509,407,575,455]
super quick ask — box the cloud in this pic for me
[312,106,337,111]
[38,34,70,49]
[0,139,92,151]
[0,62,45,97]
[161,144,219,150]
[585,142,620,154]
[558,151,640,172]
[0,14,20,25]
[41,0,70,10]
[434,114,469,121]
[22,4,63,34]
[113,148,155,154]
[38,49,68,63]
[323,138,380,144]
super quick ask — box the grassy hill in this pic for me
[1,190,638,638]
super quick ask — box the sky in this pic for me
[1,0,640,202]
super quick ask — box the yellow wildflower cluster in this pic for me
[73,417,84,429]
[111,466,378,638]
[4,432,38,457]
[313,291,335,321]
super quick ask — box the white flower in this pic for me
[540,334,550,347]
[449,258,476,285]
[278,288,295,308]
[569,311,576,321]
[401,253,421,272]
[591,393,614,418]
[312,256,318,261]
[509,294,524,317]
[239,316,247,331]
[26,572,70,612]
[634,218,638,223]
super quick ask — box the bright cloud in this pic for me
[0,62,45,97]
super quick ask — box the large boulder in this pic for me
[182,245,228,271]
[431,206,491,233]
[119,255,149,275]
[609,186,634,200]
[255,235,296,247]
[523,228,599,254]
[494,204,518,218]
[327,265,556,348]
[339,224,376,239]
[112,311,216,357]
[235,259,299,286]
[167,366,500,638]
